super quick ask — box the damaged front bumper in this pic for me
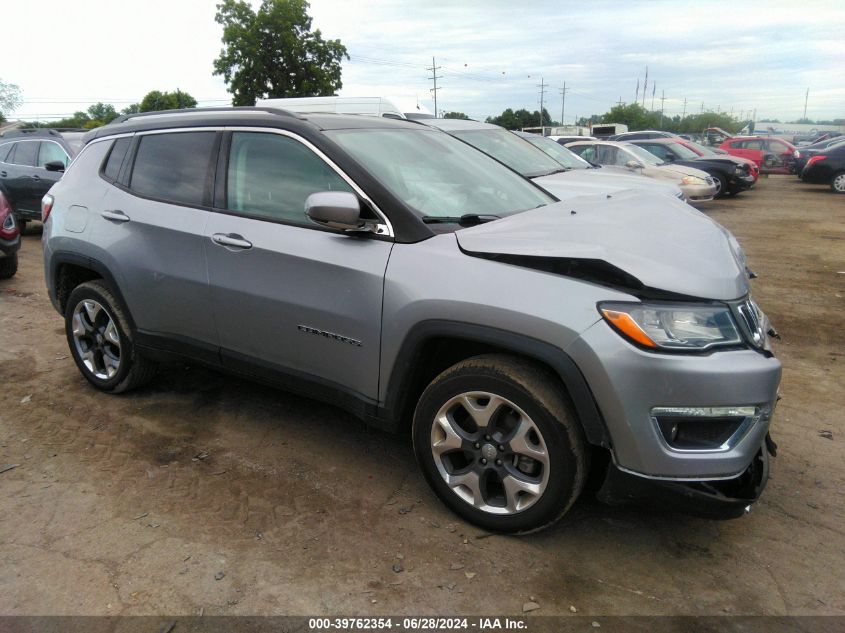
[597,436,775,519]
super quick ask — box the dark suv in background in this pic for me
[0,128,82,233]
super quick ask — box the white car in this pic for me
[566,140,718,202]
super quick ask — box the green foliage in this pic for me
[122,103,141,115]
[443,111,470,120]
[139,90,198,112]
[0,79,22,119]
[87,102,118,123]
[576,102,743,135]
[213,0,348,106]
[485,107,555,130]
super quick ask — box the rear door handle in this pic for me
[211,233,252,249]
[101,210,130,222]
[0,171,7,177]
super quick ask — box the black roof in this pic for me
[83,106,424,144]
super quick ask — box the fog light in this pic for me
[651,406,765,452]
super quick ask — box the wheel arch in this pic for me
[380,320,610,448]
[50,252,136,331]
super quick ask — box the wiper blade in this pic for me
[421,214,501,225]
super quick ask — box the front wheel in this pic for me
[65,280,158,393]
[413,354,588,534]
[832,171,845,194]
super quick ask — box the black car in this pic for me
[801,143,845,193]
[629,138,755,197]
[0,128,81,233]
[794,137,845,175]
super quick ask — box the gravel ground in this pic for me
[0,175,843,616]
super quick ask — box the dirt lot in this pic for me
[0,176,843,617]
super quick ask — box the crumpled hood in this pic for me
[456,190,748,301]
[533,169,681,200]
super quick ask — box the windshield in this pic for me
[623,143,664,165]
[520,135,591,169]
[686,141,717,156]
[448,128,564,177]
[327,128,554,219]
[664,142,700,159]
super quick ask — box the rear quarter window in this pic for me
[129,132,217,206]
[0,143,13,163]
[102,137,132,182]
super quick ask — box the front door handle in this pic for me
[31,174,41,182]
[0,171,7,177]
[101,210,130,222]
[211,233,252,249]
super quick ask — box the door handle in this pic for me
[101,210,130,222]
[0,171,7,177]
[31,175,41,181]
[212,233,252,249]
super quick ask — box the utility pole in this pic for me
[659,89,666,127]
[617,96,624,107]
[682,97,687,119]
[426,57,441,117]
[701,102,705,114]
[651,82,656,110]
[635,78,640,104]
[642,66,648,107]
[537,76,547,129]
[803,87,809,120]
[559,82,568,126]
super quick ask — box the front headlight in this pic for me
[599,302,743,352]
[680,175,704,186]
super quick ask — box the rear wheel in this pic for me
[832,171,845,194]
[0,254,18,279]
[65,280,158,393]
[413,354,588,534]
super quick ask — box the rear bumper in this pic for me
[598,440,771,519]
[0,234,20,258]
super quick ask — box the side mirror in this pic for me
[306,191,369,232]
[625,160,644,170]
[663,154,675,162]
[44,161,66,173]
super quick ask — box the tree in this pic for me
[213,0,348,106]
[139,89,197,112]
[87,102,118,123]
[485,107,556,130]
[443,111,470,120]
[122,103,141,115]
[0,79,22,121]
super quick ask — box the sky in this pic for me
[2,0,843,124]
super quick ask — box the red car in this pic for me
[719,136,797,174]
[675,138,759,181]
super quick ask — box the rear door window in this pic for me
[225,131,353,226]
[0,143,13,163]
[130,132,217,206]
[11,141,38,167]
[102,137,132,182]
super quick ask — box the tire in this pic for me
[713,174,727,198]
[65,280,157,393]
[0,254,17,279]
[412,354,588,534]
[832,171,845,194]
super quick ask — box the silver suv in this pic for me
[42,108,781,533]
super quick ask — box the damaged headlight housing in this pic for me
[599,302,743,352]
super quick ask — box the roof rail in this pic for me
[110,105,302,125]
[0,128,63,139]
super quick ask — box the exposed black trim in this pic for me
[381,320,611,447]
[135,330,221,367]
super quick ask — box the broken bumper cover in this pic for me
[598,439,772,519]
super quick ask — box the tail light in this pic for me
[42,194,54,223]
[806,156,827,168]
[0,191,19,240]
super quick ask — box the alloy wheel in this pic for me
[71,299,122,380]
[430,391,550,515]
[833,173,845,193]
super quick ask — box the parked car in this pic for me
[548,135,597,145]
[719,136,797,174]
[675,139,759,180]
[43,107,779,532]
[565,140,718,201]
[420,119,685,201]
[609,130,679,141]
[628,138,756,197]
[0,128,80,233]
[0,189,21,278]
[794,137,845,174]
[800,143,845,193]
